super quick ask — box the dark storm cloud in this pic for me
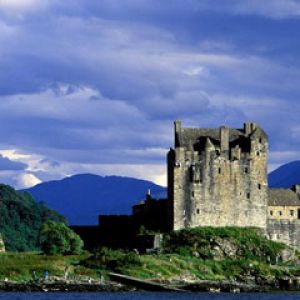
[0,0,300,186]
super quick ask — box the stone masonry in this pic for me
[167,121,269,230]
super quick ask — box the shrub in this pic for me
[40,221,83,255]
[83,247,141,272]
[0,184,65,251]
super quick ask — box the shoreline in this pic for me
[0,277,299,293]
[0,280,132,292]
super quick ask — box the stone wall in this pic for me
[267,219,300,248]
[168,122,268,231]
[268,205,300,222]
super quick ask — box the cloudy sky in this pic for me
[0,0,300,188]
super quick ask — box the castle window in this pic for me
[247,193,250,199]
[258,184,261,190]
[191,191,195,197]
[298,209,300,219]
[245,167,248,174]
[196,209,200,214]
[279,211,282,216]
[259,138,262,143]
[270,210,273,216]
[218,167,221,174]
[290,210,294,217]
[256,151,260,156]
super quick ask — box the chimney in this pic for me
[174,120,181,148]
[220,126,229,152]
[174,120,181,133]
[244,122,251,136]
[251,123,257,131]
[244,122,257,135]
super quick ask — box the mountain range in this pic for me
[23,174,167,225]
[268,161,300,188]
[22,161,300,225]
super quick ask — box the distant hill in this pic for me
[23,174,167,225]
[269,161,300,188]
[0,184,65,251]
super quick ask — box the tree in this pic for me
[0,184,65,252]
[40,221,83,255]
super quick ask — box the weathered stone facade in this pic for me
[268,187,300,221]
[266,186,300,247]
[168,121,268,230]
[267,219,300,247]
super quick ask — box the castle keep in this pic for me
[168,121,268,230]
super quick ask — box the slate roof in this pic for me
[268,188,300,206]
[177,128,243,147]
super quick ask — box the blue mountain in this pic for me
[268,161,300,188]
[22,174,167,225]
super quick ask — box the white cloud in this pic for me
[0,0,298,190]
[232,0,300,19]
[0,0,45,12]
[16,172,41,188]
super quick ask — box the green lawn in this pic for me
[0,252,96,281]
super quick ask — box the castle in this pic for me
[73,121,300,250]
[166,121,300,247]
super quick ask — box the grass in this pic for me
[0,251,96,281]
[1,227,299,284]
[80,227,300,283]
[163,226,286,262]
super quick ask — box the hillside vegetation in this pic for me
[0,227,300,288]
[83,227,300,284]
[0,184,65,251]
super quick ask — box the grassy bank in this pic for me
[1,227,300,284]
[0,252,97,281]
[82,227,300,283]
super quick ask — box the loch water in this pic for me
[0,292,300,300]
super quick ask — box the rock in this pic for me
[212,238,238,258]
[280,248,295,262]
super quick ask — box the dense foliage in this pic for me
[40,221,83,255]
[82,247,141,272]
[163,227,286,263]
[0,184,65,251]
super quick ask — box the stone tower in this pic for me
[167,121,268,231]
